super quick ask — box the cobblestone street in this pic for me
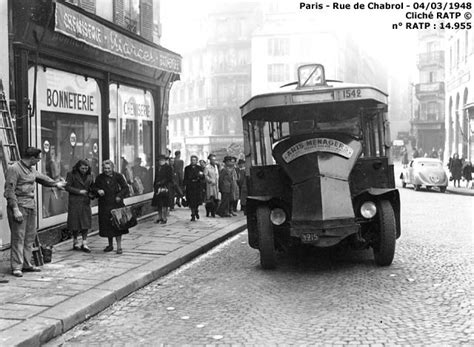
[48,188,473,346]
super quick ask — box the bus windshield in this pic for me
[244,107,388,166]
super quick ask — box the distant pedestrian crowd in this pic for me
[3,147,246,278]
[152,151,246,222]
[400,145,473,188]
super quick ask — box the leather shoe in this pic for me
[103,245,113,252]
[22,266,41,272]
[81,245,91,253]
[12,270,23,277]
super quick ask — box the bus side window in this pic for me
[264,123,274,164]
[249,121,260,166]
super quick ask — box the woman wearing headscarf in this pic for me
[66,159,95,253]
[93,160,130,254]
[151,154,173,224]
[183,155,205,221]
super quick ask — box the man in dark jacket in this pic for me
[217,156,239,217]
[173,151,184,206]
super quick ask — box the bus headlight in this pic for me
[360,201,377,219]
[270,208,286,225]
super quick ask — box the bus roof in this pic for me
[241,82,388,121]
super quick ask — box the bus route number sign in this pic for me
[338,89,362,99]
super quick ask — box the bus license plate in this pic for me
[301,233,319,243]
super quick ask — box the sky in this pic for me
[160,0,419,77]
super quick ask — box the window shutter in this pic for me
[140,0,153,41]
[114,0,125,26]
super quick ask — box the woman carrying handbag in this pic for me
[151,155,173,224]
[92,160,130,254]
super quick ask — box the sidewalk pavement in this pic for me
[445,185,474,196]
[0,208,246,346]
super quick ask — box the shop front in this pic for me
[7,0,181,245]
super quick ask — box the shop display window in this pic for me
[41,112,99,218]
[110,83,155,196]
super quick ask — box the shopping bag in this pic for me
[110,206,137,230]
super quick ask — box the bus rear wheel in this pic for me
[373,200,396,266]
[257,206,276,269]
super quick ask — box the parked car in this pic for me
[401,158,448,192]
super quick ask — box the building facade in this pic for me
[445,30,473,162]
[412,30,446,156]
[168,1,261,162]
[1,0,180,248]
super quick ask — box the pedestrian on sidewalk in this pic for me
[183,155,205,221]
[152,155,172,224]
[448,153,463,188]
[204,154,219,217]
[93,160,130,254]
[217,156,239,217]
[401,147,409,168]
[237,159,247,213]
[173,151,184,207]
[65,159,95,253]
[462,161,473,188]
[4,147,66,277]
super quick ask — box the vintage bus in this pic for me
[241,64,400,269]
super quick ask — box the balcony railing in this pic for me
[415,82,445,98]
[417,51,444,68]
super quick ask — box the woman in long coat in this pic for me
[93,160,130,254]
[448,153,463,188]
[183,155,205,221]
[151,155,173,224]
[66,159,95,253]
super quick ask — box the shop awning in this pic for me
[54,2,181,74]
[12,0,181,86]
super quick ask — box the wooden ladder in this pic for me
[0,79,44,265]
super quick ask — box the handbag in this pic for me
[110,206,137,230]
[155,186,169,196]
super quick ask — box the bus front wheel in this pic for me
[373,200,396,266]
[257,206,276,269]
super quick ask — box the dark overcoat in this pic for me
[151,164,173,208]
[183,164,204,207]
[93,172,130,237]
[449,158,463,180]
[66,171,94,231]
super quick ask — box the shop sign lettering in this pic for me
[282,138,354,163]
[123,101,151,117]
[46,88,94,111]
[55,3,181,74]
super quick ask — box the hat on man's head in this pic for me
[157,154,166,160]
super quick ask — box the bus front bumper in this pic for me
[289,218,359,247]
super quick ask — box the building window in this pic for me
[456,39,460,67]
[465,31,469,62]
[267,64,290,83]
[124,0,140,34]
[65,0,96,13]
[199,116,204,132]
[449,47,453,72]
[427,102,438,121]
[268,38,290,56]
